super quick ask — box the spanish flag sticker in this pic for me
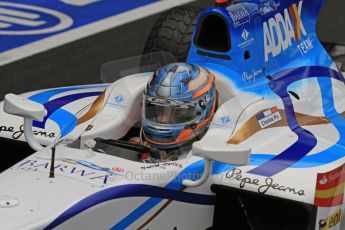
[314,164,345,207]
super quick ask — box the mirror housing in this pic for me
[192,136,251,165]
[4,94,47,122]
[4,94,47,151]
[182,136,251,187]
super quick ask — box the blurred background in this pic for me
[0,0,344,100]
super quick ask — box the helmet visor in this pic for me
[144,96,196,125]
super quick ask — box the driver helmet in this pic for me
[141,63,217,150]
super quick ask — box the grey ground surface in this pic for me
[0,1,210,100]
[0,0,344,100]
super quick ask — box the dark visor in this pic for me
[144,99,196,124]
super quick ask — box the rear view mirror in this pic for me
[4,94,47,151]
[183,136,251,187]
[192,136,251,165]
[4,94,47,121]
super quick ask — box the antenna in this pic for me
[49,146,56,178]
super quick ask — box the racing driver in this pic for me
[137,62,218,161]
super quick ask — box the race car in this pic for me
[0,0,345,229]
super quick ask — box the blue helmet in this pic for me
[142,63,217,150]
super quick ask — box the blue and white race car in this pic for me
[0,0,344,229]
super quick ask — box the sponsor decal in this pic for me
[112,166,125,173]
[319,176,328,185]
[140,162,183,170]
[297,37,314,55]
[259,0,280,15]
[107,94,127,109]
[11,159,123,185]
[314,164,345,207]
[256,106,282,129]
[114,95,125,103]
[241,28,249,40]
[145,96,187,107]
[228,7,250,28]
[319,209,342,230]
[220,115,231,124]
[263,0,307,62]
[145,96,194,108]
[238,28,254,48]
[59,158,125,176]
[0,125,56,140]
[225,168,306,196]
[212,115,232,130]
[242,68,263,83]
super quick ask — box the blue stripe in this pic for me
[111,160,233,229]
[110,160,205,229]
[248,77,345,168]
[33,91,101,128]
[44,184,216,230]
[293,77,345,166]
[45,160,232,230]
[111,197,162,230]
[32,91,102,137]
[29,85,108,104]
[248,66,345,176]
[29,85,107,136]
[48,109,76,137]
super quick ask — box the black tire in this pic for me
[144,6,202,62]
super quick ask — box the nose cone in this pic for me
[0,167,98,230]
[0,146,127,230]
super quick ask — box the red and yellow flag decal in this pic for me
[314,164,345,207]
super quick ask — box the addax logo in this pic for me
[0,2,73,35]
[263,0,306,62]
